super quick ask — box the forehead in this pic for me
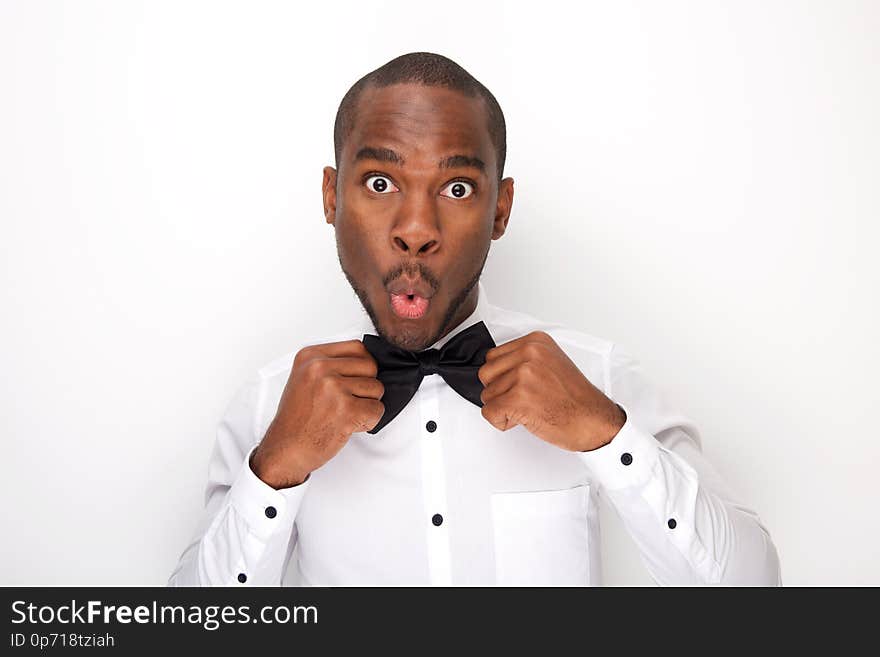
[345,83,496,173]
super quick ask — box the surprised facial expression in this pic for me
[323,83,514,351]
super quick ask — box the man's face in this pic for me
[322,83,514,351]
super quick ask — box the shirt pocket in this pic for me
[490,483,591,586]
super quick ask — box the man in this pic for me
[168,52,781,586]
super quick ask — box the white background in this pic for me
[1,0,878,585]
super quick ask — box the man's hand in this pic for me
[478,331,626,452]
[250,339,385,489]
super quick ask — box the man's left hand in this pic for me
[478,331,626,452]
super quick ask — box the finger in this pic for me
[480,390,523,432]
[478,349,525,386]
[485,331,555,363]
[324,356,379,378]
[484,330,551,361]
[483,334,530,362]
[348,397,385,433]
[343,376,385,400]
[480,366,518,405]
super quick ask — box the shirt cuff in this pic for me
[228,443,311,542]
[577,402,662,491]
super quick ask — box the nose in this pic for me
[390,191,441,256]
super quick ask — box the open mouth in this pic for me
[389,292,430,319]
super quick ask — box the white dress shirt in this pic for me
[168,281,781,586]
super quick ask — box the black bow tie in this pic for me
[361,320,496,434]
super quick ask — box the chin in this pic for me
[380,318,435,352]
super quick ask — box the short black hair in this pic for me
[333,52,507,181]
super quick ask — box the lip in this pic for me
[386,277,435,299]
[389,292,431,319]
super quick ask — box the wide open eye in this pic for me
[440,180,475,199]
[364,175,398,194]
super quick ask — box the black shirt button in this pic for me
[620,452,633,466]
[668,518,677,529]
[432,513,443,526]
[265,506,277,519]
[237,573,247,583]
[426,420,437,432]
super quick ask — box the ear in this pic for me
[322,166,338,225]
[491,177,514,240]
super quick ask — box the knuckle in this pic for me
[337,395,354,416]
[316,358,337,378]
[316,372,337,393]
[519,361,537,379]
[294,345,313,365]
[302,357,321,377]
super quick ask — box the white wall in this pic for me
[1,0,877,585]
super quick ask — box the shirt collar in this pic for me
[358,280,492,351]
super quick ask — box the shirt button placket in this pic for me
[418,376,452,586]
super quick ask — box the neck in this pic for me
[423,282,481,351]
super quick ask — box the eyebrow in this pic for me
[354,146,486,174]
[354,146,405,166]
[439,154,485,173]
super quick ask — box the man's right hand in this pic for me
[250,339,385,489]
